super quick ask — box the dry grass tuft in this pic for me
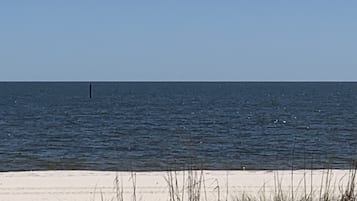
[90,167,357,201]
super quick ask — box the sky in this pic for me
[0,1,356,81]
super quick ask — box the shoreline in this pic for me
[0,169,355,201]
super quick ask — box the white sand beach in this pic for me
[0,170,355,201]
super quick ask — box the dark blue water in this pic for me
[0,82,356,171]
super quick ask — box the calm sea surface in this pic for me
[0,82,356,171]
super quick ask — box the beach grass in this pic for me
[89,167,356,201]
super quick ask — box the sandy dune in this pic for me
[0,170,354,201]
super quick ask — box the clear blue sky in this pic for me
[1,1,356,81]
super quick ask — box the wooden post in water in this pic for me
[89,83,92,98]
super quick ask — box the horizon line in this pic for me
[1,80,357,83]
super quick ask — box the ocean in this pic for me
[0,82,356,171]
